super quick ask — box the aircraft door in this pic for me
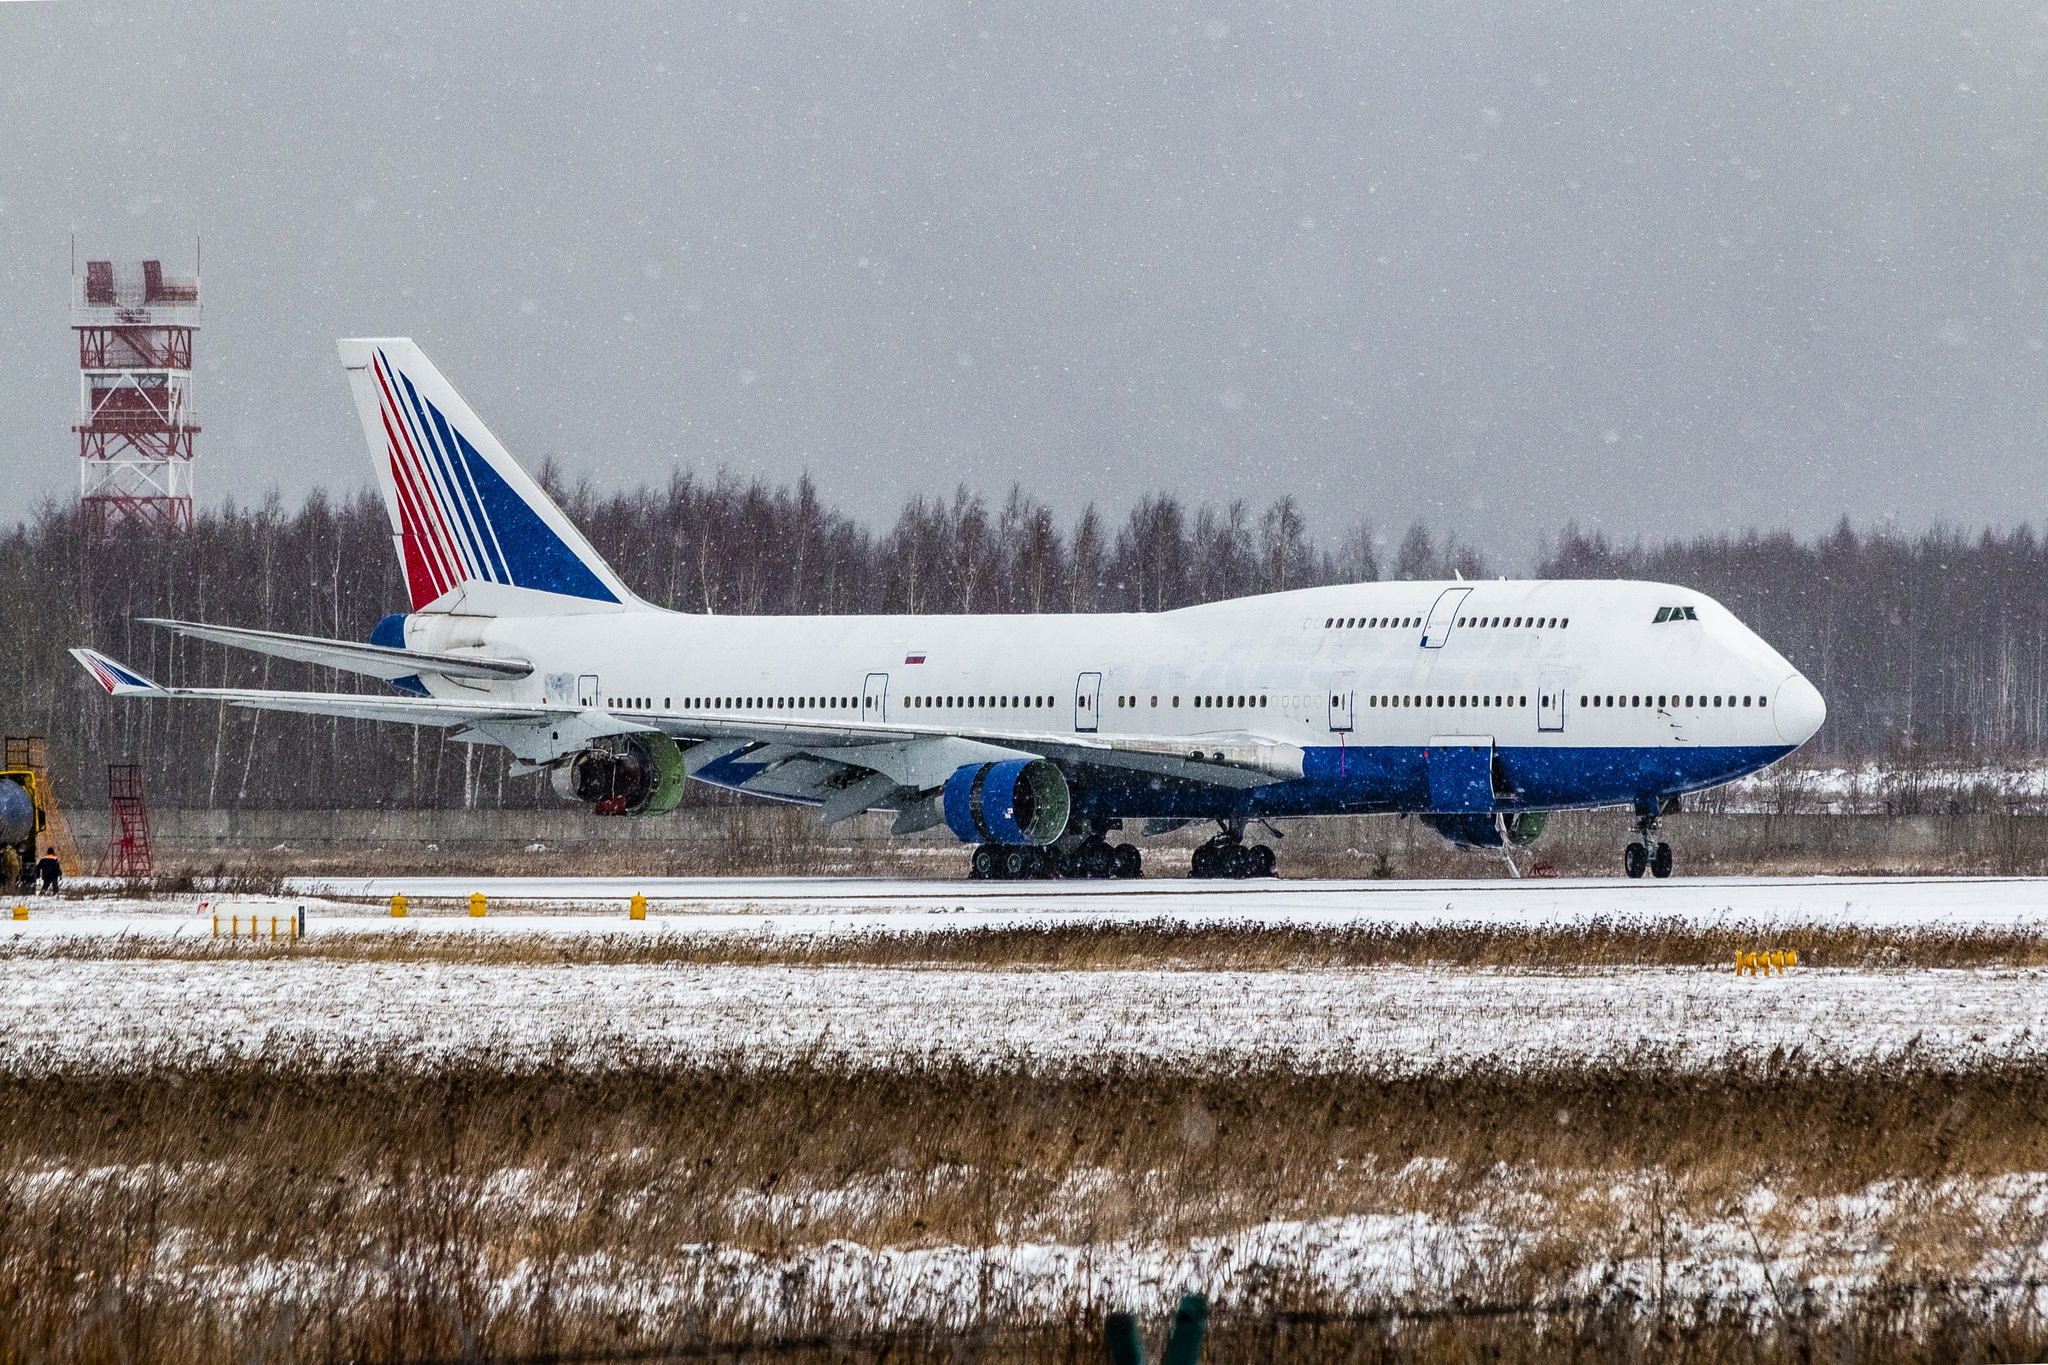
[578,673,600,707]
[1539,670,1567,733]
[1328,673,1356,732]
[863,672,890,723]
[1421,588,1473,648]
[1074,672,1102,732]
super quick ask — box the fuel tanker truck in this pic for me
[0,768,48,890]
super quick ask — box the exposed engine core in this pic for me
[941,758,1071,845]
[1421,810,1549,849]
[551,733,687,817]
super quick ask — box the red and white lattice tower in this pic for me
[73,257,201,533]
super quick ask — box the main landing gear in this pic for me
[1623,805,1675,879]
[1189,818,1278,880]
[969,837,1141,881]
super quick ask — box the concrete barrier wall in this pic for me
[63,806,2048,867]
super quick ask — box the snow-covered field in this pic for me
[13,874,2048,1339]
[7,878,2048,1072]
[21,870,2048,938]
[18,1158,2048,1331]
[4,954,2043,1073]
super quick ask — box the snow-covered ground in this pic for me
[14,872,2048,938]
[3,949,2042,1074]
[1721,760,2048,814]
[18,1160,2048,1330]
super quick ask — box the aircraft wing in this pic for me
[136,617,532,682]
[69,649,646,757]
[71,648,1303,803]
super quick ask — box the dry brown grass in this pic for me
[16,916,2048,972]
[7,1054,2048,1361]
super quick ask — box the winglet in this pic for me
[71,649,167,697]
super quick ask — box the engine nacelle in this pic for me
[942,758,1070,845]
[1421,811,1548,850]
[550,733,686,817]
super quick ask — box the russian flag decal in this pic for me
[904,652,926,665]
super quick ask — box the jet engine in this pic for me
[941,757,1071,845]
[550,733,686,817]
[1421,811,1548,850]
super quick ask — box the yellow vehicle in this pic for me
[2,738,75,889]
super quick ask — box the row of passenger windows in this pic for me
[656,695,1059,712]
[1324,614,1569,630]
[1581,693,1765,709]
[1459,615,1566,629]
[1369,694,1528,708]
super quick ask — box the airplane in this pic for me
[71,338,1826,881]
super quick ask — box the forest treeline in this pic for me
[1,468,2042,811]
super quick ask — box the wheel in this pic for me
[1190,844,1216,879]
[1218,843,1250,879]
[1624,842,1648,879]
[1246,844,1277,878]
[1651,842,1673,879]
[1001,846,1033,880]
[1113,844,1142,879]
[971,845,997,880]
[1081,842,1115,878]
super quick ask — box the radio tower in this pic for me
[73,254,201,533]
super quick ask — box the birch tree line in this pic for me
[0,474,2039,811]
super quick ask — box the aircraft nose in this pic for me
[1773,674,1826,745]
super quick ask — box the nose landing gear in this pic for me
[1624,804,1675,879]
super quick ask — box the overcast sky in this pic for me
[3,0,2043,560]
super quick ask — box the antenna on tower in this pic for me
[72,254,202,534]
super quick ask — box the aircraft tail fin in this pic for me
[336,338,639,614]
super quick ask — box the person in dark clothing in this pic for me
[37,849,60,895]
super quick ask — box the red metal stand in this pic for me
[107,763,154,878]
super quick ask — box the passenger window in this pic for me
[1743,696,1752,707]
[1325,618,1334,628]
[1580,695,1588,707]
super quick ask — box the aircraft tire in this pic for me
[1080,842,1115,878]
[1217,844,1250,879]
[1000,846,1034,880]
[1651,843,1674,879]
[1246,844,1277,878]
[1624,842,1648,879]
[1113,844,1142,878]
[971,845,998,880]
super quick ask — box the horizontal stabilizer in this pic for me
[71,649,166,697]
[138,618,533,682]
